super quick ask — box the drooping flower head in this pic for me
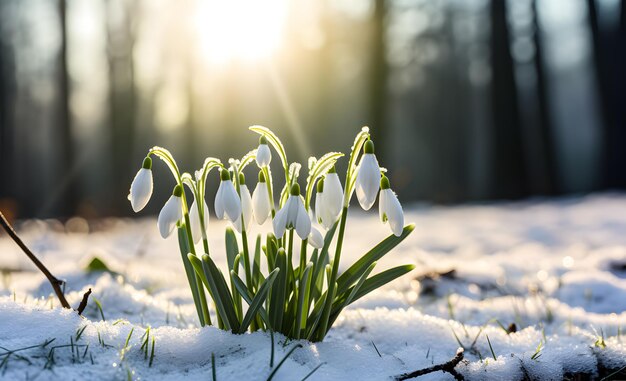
[379,175,404,237]
[233,173,253,233]
[256,136,272,167]
[252,170,272,224]
[215,169,242,223]
[157,184,183,238]
[355,140,380,210]
[128,157,153,212]
[273,183,311,239]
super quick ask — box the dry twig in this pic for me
[394,348,465,381]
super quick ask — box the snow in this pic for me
[1,194,626,380]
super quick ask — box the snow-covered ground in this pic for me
[1,194,626,380]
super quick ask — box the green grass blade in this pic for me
[237,268,279,333]
[266,344,303,381]
[334,262,376,312]
[336,224,414,296]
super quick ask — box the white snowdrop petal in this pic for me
[190,200,209,244]
[294,201,311,239]
[355,154,380,210]
[272,205,288,238]
[308,226,324,248]
[252,183,271,224]
[256,144,272,167]
[157,195,182,239]
[387,191,404,237]
[129,168,153,212]
[324,173,344,220]
[379,189,388,223]
[214,182,225,219]
[315,192,325,226]
[234,185,253,233]
[223,181,242,222]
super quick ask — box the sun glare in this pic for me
[194,0,289,64]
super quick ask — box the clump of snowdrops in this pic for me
[128,126,414,341]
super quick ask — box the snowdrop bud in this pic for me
[379,175,404,237]
[308,226,324,248]
[157,184,183,239]
[252,171,272,224]
[256,136,272,167]
[128,157,153,212]
[189,198,209,244]
[272,183,311,239]
[355,140,381,210]
[323,166,344,223]
[215,170,242,222]
[234,174,253,233]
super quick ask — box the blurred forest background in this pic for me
[0,0,624,220]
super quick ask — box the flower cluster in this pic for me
[128,126,413,341]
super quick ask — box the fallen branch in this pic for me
[394,348,465,381]
[77,288,92,315]
[0,211,71,309]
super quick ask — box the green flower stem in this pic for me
[299,239,307,277]
[316,206,348,340]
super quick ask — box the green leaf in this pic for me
[294,263,313,339]
[236,268,279,333]
[225,227,239,272]
[328,264,415,328]
[178,227,204,325]
[253,235,263,288]
[84,257,114,273]
[269,249,287,331]
[336,224,414,295]
[334,262,377,312]
[231,270,271,328]
[193,254,240,332]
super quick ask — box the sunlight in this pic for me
[194,0,289,64]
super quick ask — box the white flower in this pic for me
[379,176,404,237]
[128,157,153,212]
[252,171,272,224]
[233,182,253,233]
[256,136,271,167]
[215,170,242,222]
[355,140,380,210]
[308,225,324,248]
[322,170,343,223]
[273,184,311,239]
[189,199,209,244]
[157,185,183,238]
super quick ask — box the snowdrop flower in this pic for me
[315,178,334,230]
[189,198,209,244]
[308,225,324,249]
[233,173,253,233]
[157,184,183,238]
[273,183,311,239]
[215,169,242,222]
[322,166,343,223]
[252,171,272,224]
[355,140,381,210]
[379,175,404,237]
[128,157,153,212]
[256,136,271,167]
